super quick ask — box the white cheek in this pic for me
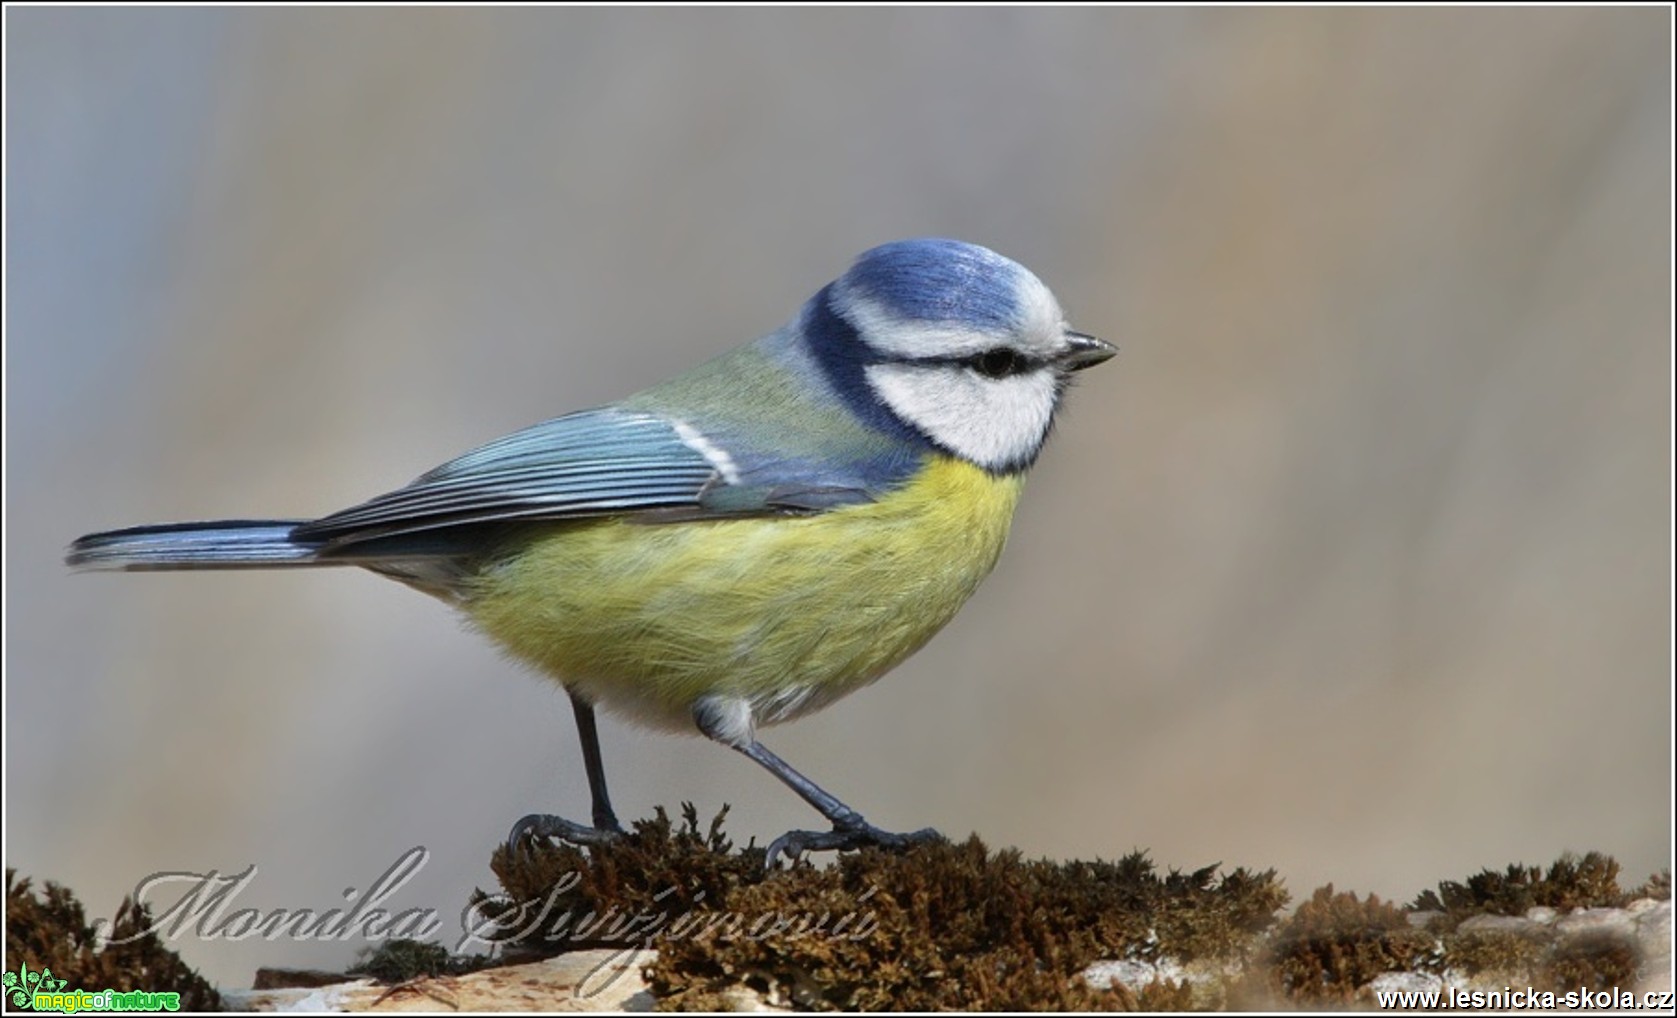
[865,364,1057,471]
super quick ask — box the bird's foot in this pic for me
[505,812,625,855]
[765,819,942,869]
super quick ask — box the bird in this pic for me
[66,238,1115,866]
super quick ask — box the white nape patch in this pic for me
[670,418,741,484]
[865,362,1058,471]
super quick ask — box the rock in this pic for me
[251,968,359,990]
[222,980,379,1012]
[1633,900,1673,994]
[1081,959,1159,993]
[1554,907,1637,939]
[225,950,660,1012]
[1457,914,1540,936]
[1368,971,1443,996]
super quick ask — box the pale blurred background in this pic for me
[6,6,1670,987]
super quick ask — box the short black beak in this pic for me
[1059,331,1117,371]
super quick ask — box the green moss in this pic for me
[1264,885,1433,1004]
[473,806,1287,1010]
[474,817,1658,1009]
[471,804,767,954]
[4,869,219,1011]
[649,839,1284,1011]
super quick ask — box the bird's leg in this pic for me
[693,696,942,868]
[737,740,943,867]
[507,690,626,851]
[570,692,623,832]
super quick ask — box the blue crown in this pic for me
[840,238,1029,333]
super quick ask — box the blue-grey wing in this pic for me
[292,408,883,549]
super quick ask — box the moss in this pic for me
[474,815,1658,1008]
[471,804,767,954]
[1437,917,1644,994]
[1411,852,1628,917]
[1411,853,1658,995]
[4,869,219,1011]
[1132,978,1196,1011]
[648,839,1284,1011]
[1265,885,1433,1004]
[1631,870,1670,902]
[473,807,1287,1010]
[1541,931,1640,990]
[1444,929,1549,978]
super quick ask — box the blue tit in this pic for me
[67,238,1115,865]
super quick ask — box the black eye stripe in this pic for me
[896,349,1036,377]
[971,348,1031,377]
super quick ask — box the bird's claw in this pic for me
[764,821,942,869]
[506,812,625,855]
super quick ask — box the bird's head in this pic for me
[804,238,1114,474]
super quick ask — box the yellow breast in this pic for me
[465,455,1025,731]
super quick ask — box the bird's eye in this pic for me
[972,348,1029,378]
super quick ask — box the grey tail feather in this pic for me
[66,520,324,571]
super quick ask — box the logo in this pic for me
[2,962,179,1014]
[3,963,67,1007]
